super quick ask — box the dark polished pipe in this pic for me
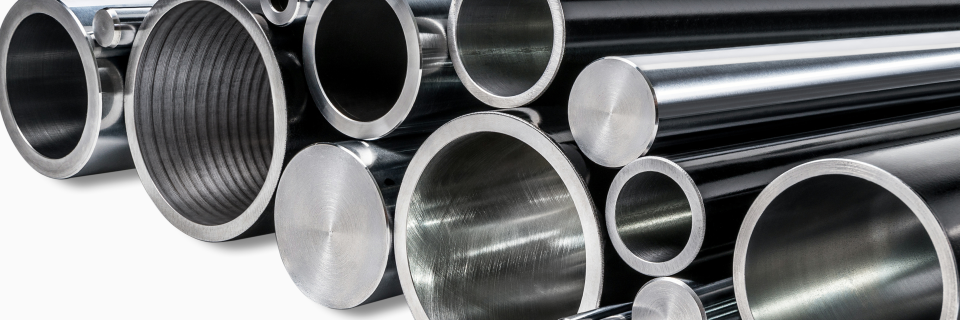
[734,134,960,320]
[634,278,739,320]
[607,108,960,276]
[449,0,960,109]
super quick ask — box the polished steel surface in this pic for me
[125,0,344,242]
[261,0,311,26]
[0,0,155,178]
[303,0,487,139]
[94,7,149,48]
[599,311,631,320]
[560,302,632,320]
[571,31,960,167]
[449,0,960,109]
[734,134,960,320]
[633,278,738,320]
[608,108,960,276]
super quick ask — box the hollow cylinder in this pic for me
[733,133,960,320]
[261,0,311,26]
[633,278,739,320]
[608,108,960,276]
[448,0,960,109]
[125,0,344,242]
[275,136,424,309]
[303,0,487,140]
[0,0,155,179]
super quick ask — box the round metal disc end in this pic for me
[276,144,392,309]
[606,156,705,277]
[570,57,657,168]
[633,278,705,320]
[261,0,305,26]
[93,9,121,48]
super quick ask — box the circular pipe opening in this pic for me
[132,2,274,226]
[615,171,693,264]
[406,132,586,320]
[270,0,289,12]
[6,13,87,159]
[743,174,942,320]
[315,0,406,122]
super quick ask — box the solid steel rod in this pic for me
[633,278,739,320]
[560,302,632,320]
[94,7,150,48]
[599,311,632,320]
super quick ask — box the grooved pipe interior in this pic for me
[275,136,424,309]
[0,0,155,178]
[608,109,960,276]
[303,0,486,139]
[570,31,960,168]
[733,134,960,320]
[633,278,739,320]
[125,0,342,242]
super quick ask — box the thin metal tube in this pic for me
[260,0,312,26]
[560,302,632,320]
[733,134,960,320]
[608,108,960,276]
[448,0,960,109]
[633,278,739,320]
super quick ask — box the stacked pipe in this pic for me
[4,0,960,319]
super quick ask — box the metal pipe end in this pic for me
[733,159,959,320]
[303,0,423,139]
[448,0,565,108]
[570,57,657,168]
[94,9,127,48]
[632,278,706,320]
[261,0,310,26]
[394,112,604,320]
[606,157,705,277]
[276,143,398,309]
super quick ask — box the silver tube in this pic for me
[633,278,738,320]
[560,303,632,320]
[94,7,150,48]
[260,0,311,26]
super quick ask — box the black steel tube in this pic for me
[634,278,739,320]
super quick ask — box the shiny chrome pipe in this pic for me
[303,0,487,140]
[733,134,960,320]
[634,278,738,320]
[0,0,154,179]
[449,0,960,109]
[570,31,960,168]
[260,0,311,26]
[608,108,960,276]
[275,136,424,309]
[560,302,632,320]
[125,0,344,242]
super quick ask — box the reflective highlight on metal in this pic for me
[560,302,632,320]
[599,311,632,320]
[449,0,960,109]
[94,7,149,48]
[125,0,343,242]
[571,31,960,168]
[734,134,960,320]
[261,0,311,26]
[608,109,960,276]
[0,0,155,179]
[633,278,739,320]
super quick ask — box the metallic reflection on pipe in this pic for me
[261,0,312,26]
[633,278,739,320]
[560,302,632,320]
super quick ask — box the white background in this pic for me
[0,1,415,318]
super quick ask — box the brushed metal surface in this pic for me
[633,277,739,320]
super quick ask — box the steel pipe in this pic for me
[608,108,960,276]
[0,0,155,179]
[261,0,311,26]
[733,134,960,320]
[275,136,424,309]
[633,278,739,320]
[125,0,344,242]
[303,0,487,140]
[449,0,960,109]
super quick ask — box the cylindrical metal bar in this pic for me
[448,0,960,109]
[395,109,648,320]
[570,31,960,168]
[607,108,960,276]
[261,0,311,26]
[0,0,155,179]
[94,7,150,48]
[633,278,738,320]
[302,0,488,140]
[733,134,960,320]
[125,0,345,242]
[560,302,632,320]
[599,311,632,320]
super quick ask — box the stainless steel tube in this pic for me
[303,0,487,140]
[395,109,647,320]
[261,0,311,26]
[275,136,424,309]
[570,31,960,168]
[633,278,738,320]
[608,108,960,276]
[449,0,960,109]
[733,134,960,320]
[0,0,155,179]
[125,0,344,242]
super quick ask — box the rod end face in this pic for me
[93,9,121,48]
[633,278,705,320]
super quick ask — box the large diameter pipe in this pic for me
[125,0,344,242]
[633,278,739,320]
[0,0,155,179]
[608,108,960,277]
[570,31,960,168]
[395,110,648,320]
[303,0,487,140]
[732,134,960,320]
[275,136,424,309]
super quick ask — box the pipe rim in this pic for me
[632,278,706,320]
[394,112,604,320]
[124,0,288,242]
[0,0,104,179]
[303,0,421,139]
[733,159,960,320]
[261,0,303,26]
[448,0,566,108]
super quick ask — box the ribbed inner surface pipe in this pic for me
[133,2,274,226]
[6,13,86,159]
[614,172,692,264]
